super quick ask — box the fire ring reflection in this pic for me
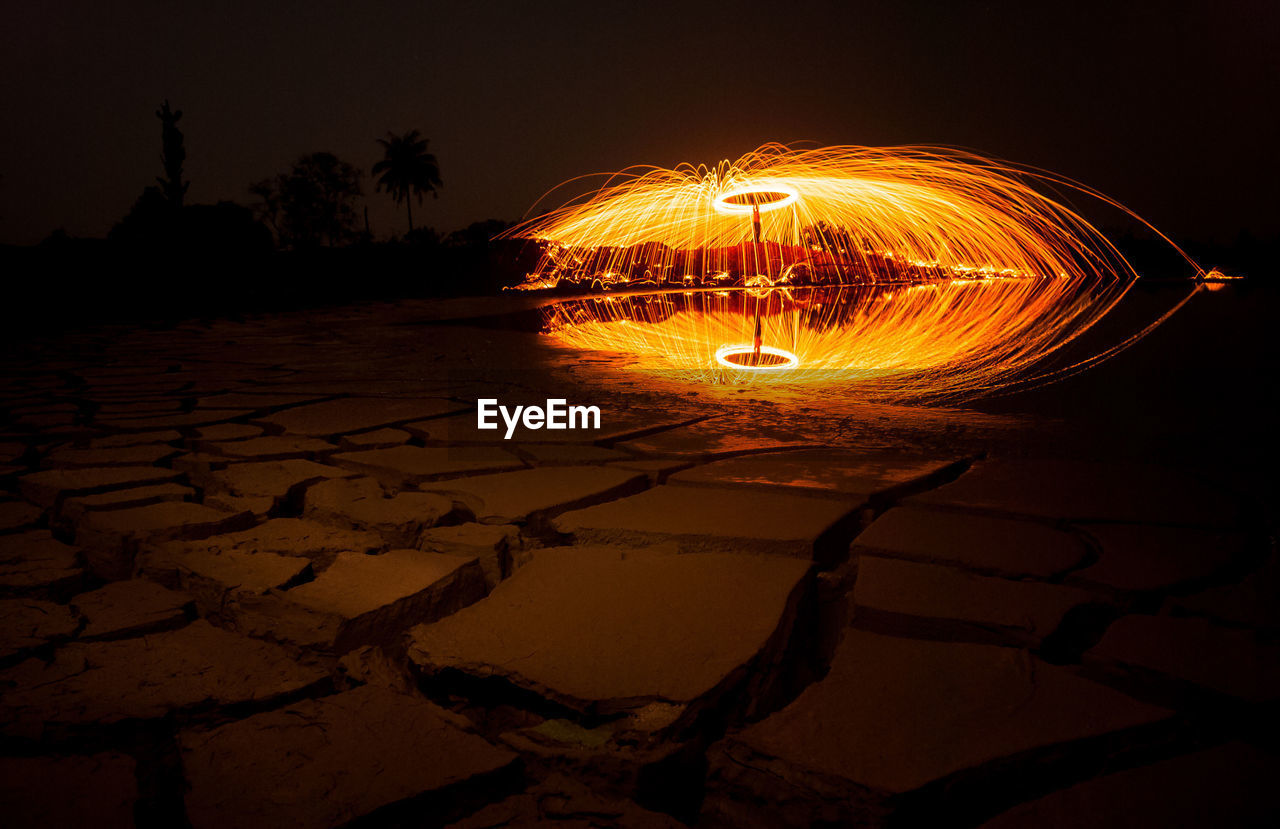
[538,280,1142,401]
[714,343,800,371]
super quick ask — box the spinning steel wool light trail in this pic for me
[504,144,1206,400]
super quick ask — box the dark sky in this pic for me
[1,0,1276,246]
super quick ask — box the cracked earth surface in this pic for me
[0,296,1275,827]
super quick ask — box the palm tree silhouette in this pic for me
[372,130,441,234]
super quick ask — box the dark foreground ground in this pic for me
[0,283,1276,828]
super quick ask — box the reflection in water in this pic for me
[542,278,1165,402]
[510,145,1215,403]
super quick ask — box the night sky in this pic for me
[2,0,1275,247]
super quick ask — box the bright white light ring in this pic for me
[712,183,800,216]
[714,343,801,371]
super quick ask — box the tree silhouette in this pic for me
[250,153,362,248]
[248,178,281,240]
[155,100,188,207]
[372,130,441,234]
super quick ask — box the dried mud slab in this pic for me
[75,501,255,580]
[851,555,1106,647]
[905,459,1241,527]
[239,549,486,653]
[1069,523,1245,593]
[705,630,1171,827]
[0,530,85,597]
[70,579,194,640]
[554,485,858,558]
[670,448,959,501]
[20,465,183,508]
[180,685,517,829]
[0,597,80,662]
[332,445,525,486]
[420,465,646,524]
[303,476,455,546]
[852,507,1089,579]
[1087,613,1280,702]
[409,545,811,730]
[0,621,327,739]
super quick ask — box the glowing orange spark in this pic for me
[504,144,1203,400]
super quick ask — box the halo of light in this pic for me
[712,183,799,215]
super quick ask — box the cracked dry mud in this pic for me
[0,297,1276,827]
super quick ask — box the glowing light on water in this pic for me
[505,144,1204,400]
